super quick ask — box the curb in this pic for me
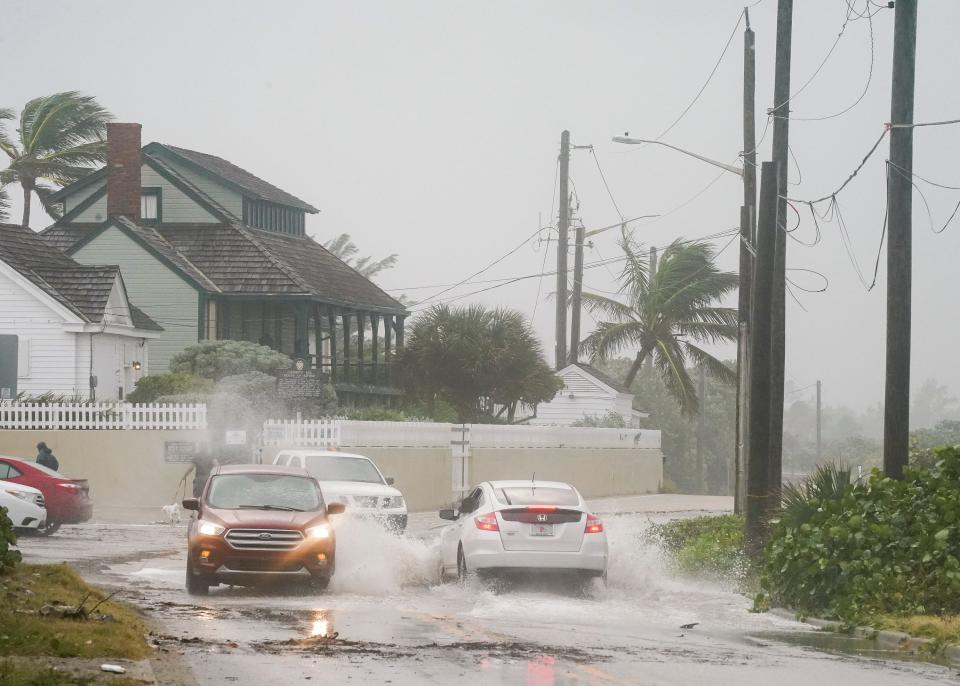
[771,608,959,667]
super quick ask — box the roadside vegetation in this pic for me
[646,514,749,587]
[762,447,960,643]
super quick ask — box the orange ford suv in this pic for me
[182,464,345,595]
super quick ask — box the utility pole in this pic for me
[735,8,757,514]
[696,364,707,494]
[747,161,780,557]
[884,0,918,480]
[555,130,570,369]
[769,0,793,505]
[816,379,822,462]
[646,246,657,370]
[569,216,585,364]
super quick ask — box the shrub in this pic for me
[126,372,213,404]
[763,446,960,621]
[0,506,21,574]
[169,340,291,381]
[571,411,627,428]
[647,514,746,582]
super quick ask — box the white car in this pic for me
[0,481,47,532]
[438,480,608,581]
[273,449,407,531]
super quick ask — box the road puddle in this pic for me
[756,630,954,667]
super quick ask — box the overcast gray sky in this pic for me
[4,0,959,411]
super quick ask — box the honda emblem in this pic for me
[536,514,548,522]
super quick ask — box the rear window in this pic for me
[304,455,384,484]
[494,486,579,506]
[206,473,322,511]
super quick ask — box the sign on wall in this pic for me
[225,430,248,446]
[277,359,330,398]
[164,440,198,463]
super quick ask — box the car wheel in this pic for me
[310,574,332,592]
[185,557,210,596]
[36,521,61,537]
[457,545,469,582]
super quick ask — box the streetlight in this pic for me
[611,136,744,177]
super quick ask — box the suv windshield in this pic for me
[304,455,384,484]
[206,473,322,511]
[494,486,579,506]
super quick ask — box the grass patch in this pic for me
[0,659,145,686]
[873,615,960,645]
[0,564,149,661]
[646,514,750,585]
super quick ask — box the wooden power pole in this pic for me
[884,0,918,479]
[556,130,571,369]
[769,0,793,505]
[747,161,781,557]
[735,8,757,514]
[569,217,585,364]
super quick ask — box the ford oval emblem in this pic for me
[258,533,273,540]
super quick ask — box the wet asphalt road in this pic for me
[16,495,960,685]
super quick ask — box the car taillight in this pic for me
[474,513,499,532]
[585,514,604,534]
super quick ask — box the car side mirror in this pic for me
[385,477,395,485]
[327,502,346,515]
[182,498,200,511]
[439,508,458,521]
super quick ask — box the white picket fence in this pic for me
[0,402,207,430]
[261,418,660,450]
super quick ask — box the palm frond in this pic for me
[654,337,699,415]
[676,320,738,345]
[580,321,644,362]
[34,183,63,221]
[0,108,17,158]
[580,291,636,322]
[682,342,737,385]
[779,463,852,527]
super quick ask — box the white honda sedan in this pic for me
[0,481,47,532]
[438,480,607,581]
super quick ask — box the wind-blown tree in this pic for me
[579,236,738,415]
[324,233,398,279]
[397,304,562,422]
[0,93,112,227]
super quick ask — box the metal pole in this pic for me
[884,0,918,480]
[555,131,570,369]
[769,0,793,505]
[570,220,585,364]
[747,161,781,558]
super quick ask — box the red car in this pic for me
[0,456,93,534]
[182,464,345,595]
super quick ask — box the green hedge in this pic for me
[648,514,747,582]
[763,446,960,620]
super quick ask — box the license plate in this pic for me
[530,524,554,537]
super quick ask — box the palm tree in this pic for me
[323,232,398,279]
[579,235,738,415]
[0,93,112,227]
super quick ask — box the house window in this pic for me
[141,188,161,223]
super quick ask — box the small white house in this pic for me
[0,222,161,400]
[529,363,645,427]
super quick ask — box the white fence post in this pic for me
[0,402,208,431]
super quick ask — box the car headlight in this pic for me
[306,525,331,540]
[197,520,225,536]
[4,489,33,502]
[383,496,405,509]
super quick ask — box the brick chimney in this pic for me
[106,123,142,219]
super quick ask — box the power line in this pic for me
[590,147,625,221]
[784,128,888,205]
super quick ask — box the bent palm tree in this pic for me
[579,236,738,415]
[0,93,112,227]
[323,232,398,279]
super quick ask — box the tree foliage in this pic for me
[169,340,291,381]
[580,235,738,415]
[764,447,960,620]
[396,304,562,422]
[126,372,213,404]
[0,93,112,227]
[0,506,21,574]
[323,233,398,279]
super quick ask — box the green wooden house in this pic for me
[42,123,407,403]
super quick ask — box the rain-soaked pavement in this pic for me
[15,495,960,685]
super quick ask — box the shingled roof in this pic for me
[150,144,319,213]
[0,223,161,330]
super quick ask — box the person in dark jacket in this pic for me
[36,442,60,472]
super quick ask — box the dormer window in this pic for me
[141,188,161,223]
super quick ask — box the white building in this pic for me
[529,363,645,427]
[0,222,161,400]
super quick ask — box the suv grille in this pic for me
[225,529,304,551]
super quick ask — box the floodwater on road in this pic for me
[16,496,960,685]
